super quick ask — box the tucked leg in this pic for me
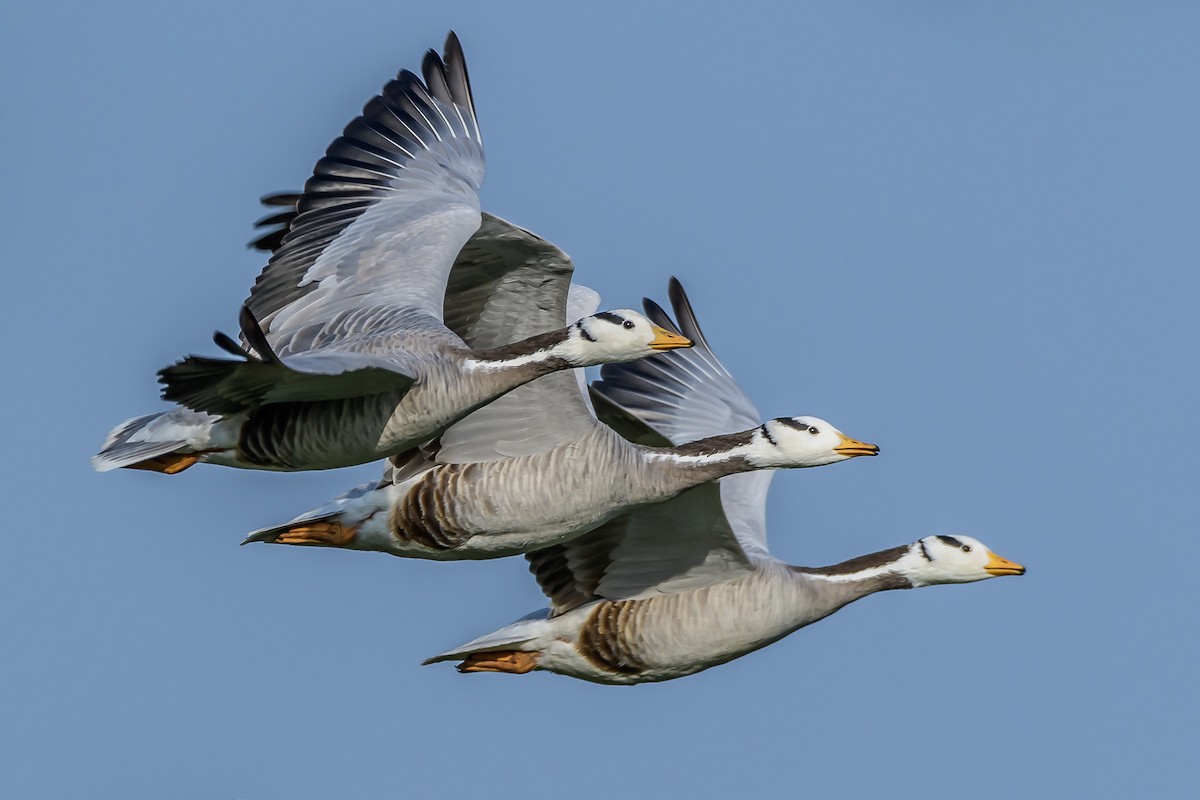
[457,651,539,675]
[124,453,200,474]
[272,521,358,547]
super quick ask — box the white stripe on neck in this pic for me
[802,563,901,584]
[463,350,555,372]
[642,444,753,466]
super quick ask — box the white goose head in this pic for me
[895,535,1026,587]
[744,416,879,468]
[558,310,692,366]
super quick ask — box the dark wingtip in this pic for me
[439,31,475,129]
[640,297,680,333]
[248,193,300,251]
[212,329,251,359]
[443,31,466,75]
[259,192,302,208]
[422,46,446,79]
[666,277,712,352]
[238,304,280,364]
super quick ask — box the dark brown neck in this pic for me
[794,544,912,583]
[667,429,757,459]
[790,545,915,607]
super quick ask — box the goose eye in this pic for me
[622,320,634,330]
[961,545,972,553]
[808,427,819,435]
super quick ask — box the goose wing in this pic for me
[250,206,581,350]
[250,195,599,463]
[440,213,577,349]
[527,278,780,616]
[248,31,483,344]
[590,277,773,555]
[423,228,599,464]
[527,482,756,616]
[160,34,483,415]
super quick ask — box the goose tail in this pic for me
[422,610,551,670]
[92,409,215,474]
[242,479,392,547]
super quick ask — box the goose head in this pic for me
[895,535,1025,587]
[744,416,879,468]
[558,310,692,366]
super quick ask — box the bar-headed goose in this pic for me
[92,33,690,475]
[242,280,878,559]
[422,278,1024,683]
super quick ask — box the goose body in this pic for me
[244,282,878,559]
[93,34,689,475]
[422,278,1025,683]
[429,534,1023,684]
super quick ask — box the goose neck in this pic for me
[641,430,759,488]
[463,330,572,378]
[789,545,915,612]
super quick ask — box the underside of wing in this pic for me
[591,278,774,554]
[428,220,599,464]
[588,387,673,447]
[430,370,596,464]
[244,33,485,349]
[591,277,760,445]
[441,213,576,348]
[527,483,755,616]
[159,305,415,415]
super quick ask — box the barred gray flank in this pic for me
[389,464,476,549]
[577,600,650,675]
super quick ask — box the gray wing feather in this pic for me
[428,218,598,464]
[432,371,594,463]
[592,278,760,444]
[441,213,574,347]
[527,484,754,616]
[528,279,777,610]
[245,33,484,347]
[159,304,415,415]
[591,277,773,553]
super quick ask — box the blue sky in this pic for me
[3,2,1196,797]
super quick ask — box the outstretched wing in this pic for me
[423,221,599,464]
[590,277,773,555]
[246,32,484,352]
[245,202,600,456]
[526,483,755,616]
[527,279,780,616]
[160,34,483,414]
[593,277,760,444]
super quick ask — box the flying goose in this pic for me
[422,279,1024,683]
[243,280,878,560]
[92,33,691,475]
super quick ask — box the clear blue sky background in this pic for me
[3,2,1196,797]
